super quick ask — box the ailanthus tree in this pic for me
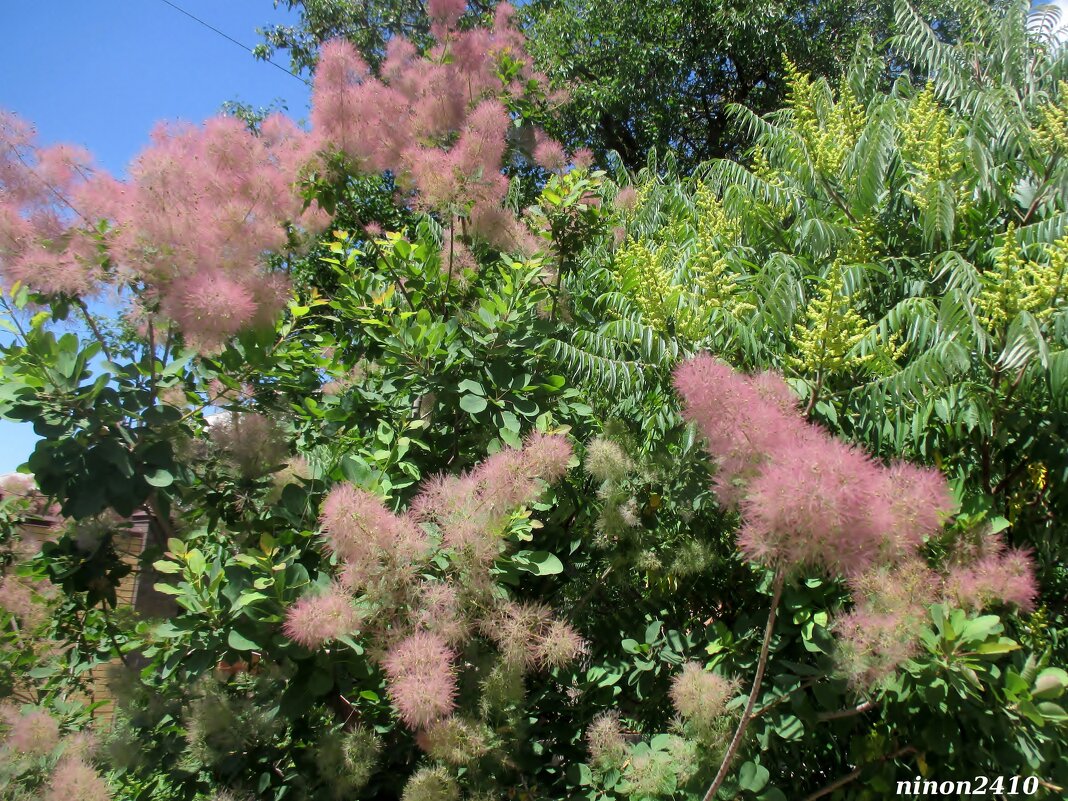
[537,2,1068,794]
[572,0,1068,575]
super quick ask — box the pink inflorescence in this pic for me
[409,433,572,567]
[1,107,326,353]
[2,4,567,352]
[0,112,103,296]
[309,4,569,253]
[319,484,431,590]
[534,132,568,173]
[674,357,816,510]
[210,412,288,479]
[283,585,363,649]
[613,186,638,211]
[46,756,111,801]
[381,631,458,729]
[84,115,326,352]
[883,460,956,553]
[3,706,60,755]
[482,600,553,670]
[669,662,736,729]
[0,576,48,630]
[945,538,1039,612]
[428,0,467,29]
[835,559,941,687]
[571,148,595,169]
[534,618,587,669]
[413,581,469,646]
[481,600,585,671]
[738,436,898,577]
[674,355,1041,688]
[674,355,957,577]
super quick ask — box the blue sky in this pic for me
[1,0,310,473]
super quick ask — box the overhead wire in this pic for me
[154,0,310,86]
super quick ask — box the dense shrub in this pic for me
[1,1,1067,799]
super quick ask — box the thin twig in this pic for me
[102,607,131,668]
[7,145,92,225]
[572,564,614,614]
[550,262,564,321]
[147,490,178,543]
[751,676,823,720]
[367,237,415,309]
[804,371,824,417]
[443,216,455,314]
[147,317,158,405]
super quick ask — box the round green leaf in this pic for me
[228,629,261,652]
[513,550,563,575]
[144,468,174,487]
[459,394,488,414]
[739,761,770,793]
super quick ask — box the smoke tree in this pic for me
[1,1,1066,800]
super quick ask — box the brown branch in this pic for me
[980,439,993,494]
[816,700,876,721]
[572,564,613,615]
[702,571,786,801]
[801,746,917,801]
[102,606,131,668]
[75,298,113,362]
[819,175,858,224]
[367,236,414,309]
[993,459,1030,497]
[804,371,824,417]
[1019,155,1058,226]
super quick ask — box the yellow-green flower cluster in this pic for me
[789,261,875,377]
[785,60,865,176]
[898,85,970,216]
[613,184,749,339]
[1007,462,1049,523]
[613,238,668,327]
[976,227,1067,333]
[750,143,782,186]
[690,184,749,314]
[613,238,706,340]
[1034,82,1068,154]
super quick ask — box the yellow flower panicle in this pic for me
[899,85,970,217]
[789,261,876,377]
[976,226,1066,333]
[612,183,748,339]
[1035,81,1068,154]
[785,59,865,177]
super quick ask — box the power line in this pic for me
[155,0,310,86]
